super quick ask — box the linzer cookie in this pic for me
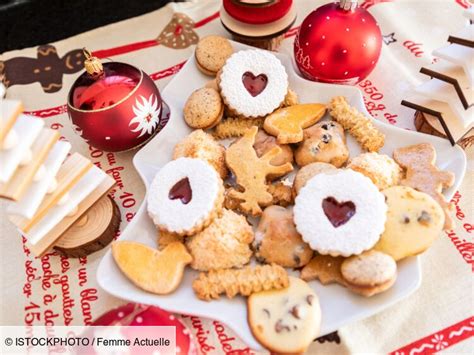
[374,186,445,261]
[393,143,455,230]
[147,157,224,236]
[195,35,234,76]
[219,49,288,118]
[294,170,387,256]
[293,162,337,196]
[247,277,321,354]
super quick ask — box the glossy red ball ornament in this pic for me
[294,0,382,84]
[68,50,165,152]
[88,303,197,354]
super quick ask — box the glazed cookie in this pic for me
[173,129,228,179]
[253,129,294,169]
[184,87,223,129]
[293,162,337,196]
[248,277,321,354]
[341,250,397,297]
[195,35,234,76]
[186,209,254,271]
[147,157,224,236]
[374,186,445,261]
[219,49,288,118]
[294,170,387,256]
[255,206,313,268]
[295,121,349,167]
[348,152,401,190]
[300,254,346,285]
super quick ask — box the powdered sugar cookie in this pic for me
[219,49,288,118]
[293,162,337,196]
[294,170,387,256]
[248,276,321,354]
[147,158,224,236]
[348,152,401,190]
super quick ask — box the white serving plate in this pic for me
[97,42,467,350]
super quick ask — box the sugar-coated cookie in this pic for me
[295,121,349,167]
[374,186,445,261]
[255,206,313,268]
[294,170,387,256]
[147,157,224,236]
[292,162,337,196]
[300,254,346,285]
[195,35,234,76]
[219,49,288,118]
[184,87,223,129]
[341,250,397,297]
[253,129,293,170]
[173,129,228,179]
[348,152,401,190]
[248,277,321,354]
[186,209,254,271]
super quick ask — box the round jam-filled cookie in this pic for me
[147,158,224,236]
[348,152,401,190]
[219,49,288,118]
[295,121,349,167]
[186,209,254,271]
[293,162,337,196]
[195,36,234,76]
[173,130,228,179]
[341,250,397,297]
[248,277,321,354]
[294,170,387,257]
[184,87,224,129]
[374,186,445,261]
[255,206,313,268]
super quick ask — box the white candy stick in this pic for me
[7,141,71,219]
[25,166,107,246]
[0,115,44,183]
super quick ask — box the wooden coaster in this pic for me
[0,128,59,201]
[54,195,121,258]
[0,100,23,143]
[414,110,474,149]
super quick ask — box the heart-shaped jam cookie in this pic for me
[322,196,356,228]
[169,177,192,204]
[242,71,268,97]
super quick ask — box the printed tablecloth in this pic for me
[1,1,472,354]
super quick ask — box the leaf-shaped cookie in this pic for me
[225,126,293,216]
[263,103,326,144]
[112,241,192,294]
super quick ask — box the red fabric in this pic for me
[223,0,292,24]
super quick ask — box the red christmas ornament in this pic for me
[88,303,197,354]
[294,0,382,84]
[68,49,165,152]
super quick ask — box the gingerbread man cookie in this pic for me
[225,126,293,216]
[393,143,455,230]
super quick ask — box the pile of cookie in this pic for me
[112,36,455,354]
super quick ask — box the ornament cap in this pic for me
[339,0,358,11]
[83,48,104,78]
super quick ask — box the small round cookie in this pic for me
[184,87,223,129]
[374,186,445,261]
[248,276,321,354]
[295,121,349,167]
[348,152,402,190]
[294,170,387,256]
[186,209,254,271]
[147,157,224,236]
[293,162,337,196]
[219,49,288,118]
[253,129,293,168]
[341,250,397,297]
[173,129,228,179]
[255,206,313,268]
[195,36,234,76]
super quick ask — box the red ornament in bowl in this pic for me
[294,0,382,84]
[68,50,165,152]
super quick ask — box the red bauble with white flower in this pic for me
[68,50,165,152]
[294,0,382,84]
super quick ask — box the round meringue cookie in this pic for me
[147,157,224,236]
[294,169,387,257]
[219,49,288,118]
